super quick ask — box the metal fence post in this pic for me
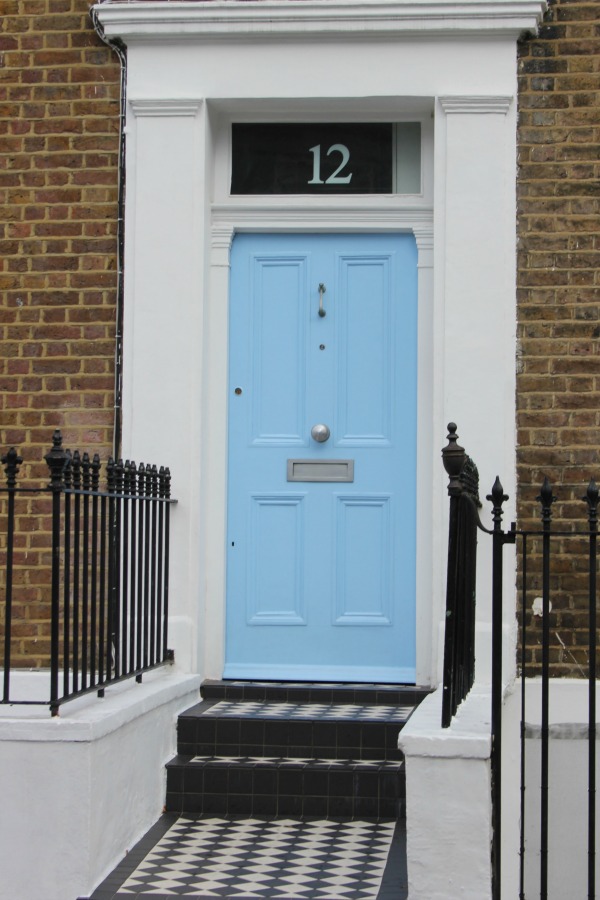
[487,476,510,900]
[1,447,22,704]
[584,479,598,900]
[537,477,555,900]
[44,431,68,716]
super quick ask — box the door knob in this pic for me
[311,423,330,443]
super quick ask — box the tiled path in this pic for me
[85,814,408,900]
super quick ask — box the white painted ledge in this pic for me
[520,676,600,726]
[0,668,202,742]
[96,0,547,41]
[398,684,491,759]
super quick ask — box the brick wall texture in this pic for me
[0,0,119,471]
[0,0,598,671]
[517,0,600,674]
[0,0,120,665]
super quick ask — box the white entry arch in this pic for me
[96,0,546,687]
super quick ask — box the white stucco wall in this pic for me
[502,679,600,900]
[398,687,494,899]
[0,670,201,900]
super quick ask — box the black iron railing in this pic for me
[480,476,600,900]
[440,423,512,900]
[513,480,597,900]
[442,424,598,900]
[1,431,176,715]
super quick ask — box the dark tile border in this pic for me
[80,814,178,900]
[376,819,409,900]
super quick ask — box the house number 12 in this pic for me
[308,143,353,185]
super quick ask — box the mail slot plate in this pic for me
[287,459,354,483]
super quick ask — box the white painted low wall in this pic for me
[0,668,201,900]
[404,680,600,900]
[502,678,600,900]
[398,686,493,900]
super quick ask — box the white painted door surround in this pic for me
[96,0,547,687]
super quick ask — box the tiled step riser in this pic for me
[166,765,404,819]
[166,791,404,819]
[177,718,402,761]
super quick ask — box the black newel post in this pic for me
[441,423,467,728]
[1,446,23,703]
[45,430,68,716]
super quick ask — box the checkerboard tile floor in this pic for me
[87,815,407,899]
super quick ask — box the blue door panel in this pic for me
[248,494,306,625]
[334,495,392,624]
[251,257,307,443]
[225,233,417,683]
[338,255,393,442]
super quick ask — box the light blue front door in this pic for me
[225,233,417,682]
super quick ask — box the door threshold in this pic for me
[222,664,416,683]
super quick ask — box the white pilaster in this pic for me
[435,94,518,685]
[124,97,206,672]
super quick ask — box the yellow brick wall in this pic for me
[517,0,600,674]
[0,0,120,478]
[0,1,120,665]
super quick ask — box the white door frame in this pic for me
[209,212,432,684]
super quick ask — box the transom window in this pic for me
[231,123,421,195]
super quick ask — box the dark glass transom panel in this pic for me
[231,123,394,195]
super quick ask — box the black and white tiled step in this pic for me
[166,755,404,818]
[201,679,428,706]
[166,681,427,819]
[83,683,425,900]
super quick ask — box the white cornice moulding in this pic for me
[211,225,235,267]
[129,98,203,117]
[439,95,513,114]
[412,223,434,255]
[211,204,433,236]
[95,1,547,41]
[211,209,433,265]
